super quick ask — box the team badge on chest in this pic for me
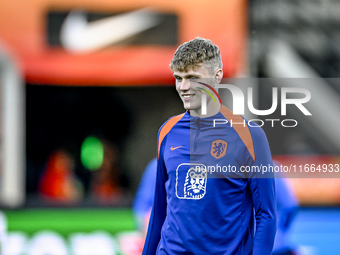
[210,139,228,159]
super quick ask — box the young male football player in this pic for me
[142,37,276,255]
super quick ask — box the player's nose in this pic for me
[180,78,190,91]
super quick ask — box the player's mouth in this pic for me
[182,94,196,101]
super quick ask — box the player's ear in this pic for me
[215,69,223,84]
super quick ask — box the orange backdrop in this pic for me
[0,0,247,85]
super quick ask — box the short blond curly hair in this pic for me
[170,37,222,75]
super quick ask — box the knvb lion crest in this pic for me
[183,166,207,199]
[176,163,207,200]
[210,139,228,159]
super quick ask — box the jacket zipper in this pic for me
[193,118,200,153]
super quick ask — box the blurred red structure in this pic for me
[39,150,83,202]
[89,140,128,204]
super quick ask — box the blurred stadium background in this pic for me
[0,0,340,254]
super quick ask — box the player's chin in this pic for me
[184,103,203,112]
[182,101,191,110]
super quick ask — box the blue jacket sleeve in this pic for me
[142,137,168,255]
[274,174,298,230]
[132,158,158,231]
[273,175,298,252]
[246,127,277,255]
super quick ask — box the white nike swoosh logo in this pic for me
[60,8,161,53]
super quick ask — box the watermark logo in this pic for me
[196,82,221,115]
[196,82,312,128]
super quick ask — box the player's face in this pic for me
[174,65,214,114]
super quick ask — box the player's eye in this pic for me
[190,77,198,81]
[175,77,182,82]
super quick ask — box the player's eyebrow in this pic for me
[173,74,201,79]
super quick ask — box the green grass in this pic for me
[3,208,136,237]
